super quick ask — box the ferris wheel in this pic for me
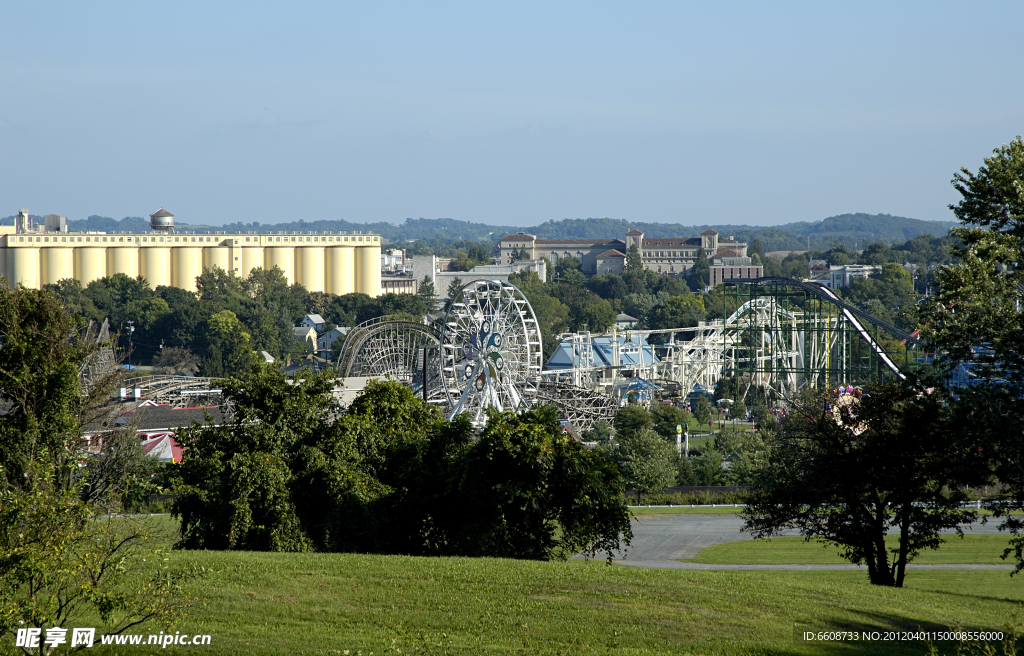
[439,279,543,426]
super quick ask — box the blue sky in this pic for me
[1,2,1021,227]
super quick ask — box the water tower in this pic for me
[149,208,175,232]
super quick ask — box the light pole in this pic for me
[126,320,135,372]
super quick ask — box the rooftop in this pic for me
[546,333,659,370]
[535,238,626,245]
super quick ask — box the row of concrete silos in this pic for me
[3,243,381,295]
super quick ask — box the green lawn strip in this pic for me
[630,506,744,515]
[688,534,1013,565]
[71,551,1024,656]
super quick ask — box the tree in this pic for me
[555,256,583,277]
[0,286,115,488]
[508,269,544,293]
[861,242,891,265]
[152,346,200,374]
[555,256,586,286]
[582,419,613,443]
[744,382,985,587]
[689,247,709,290]
[827,251,850,266]
[691,449,726,485]
[732,397,747,421]
[615,428,677,504]
[920,136,1024,571]
[693,396,712,429]
[647,294,706,330]
[418,275,437,309]
[0,287,193,644]
[448,406,632,561]
[614,405,652,442]
[749,238,765,260]
[751,401,772,428]
[0,465,194,648]
[171,367,633,561]
[448,251,473,271]
[650,404,691,441]
[446,277,464,300]
[81,426,160,513]
[625,244,643,274]
[548,284,615,332]
[199,310,255,378]
[510,247,530,262]
[558,267,587,286]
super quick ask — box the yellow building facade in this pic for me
[0,232,382,296]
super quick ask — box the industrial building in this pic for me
[1,209,382,295]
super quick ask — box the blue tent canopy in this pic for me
[545,333,660,370]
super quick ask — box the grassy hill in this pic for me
[92,537,1022,655]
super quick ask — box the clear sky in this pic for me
[2,2,1021,228]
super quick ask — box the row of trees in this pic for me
[47,266,433,377]
[171,367,632,560]
[584,402,771,501]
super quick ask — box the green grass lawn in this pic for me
[54,516,1024,655]
[688,534,1014,566]
[76,550,1024,656]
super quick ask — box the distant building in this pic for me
[300,314,326,332]
[381,275,417,294]
[498,234,627,274]
[808,259,830,281]
[293,326,317,354]
[595,249,627,275]
[381,248,407,273]
[615,313,638,330]
[827,265,881,289]
[708,258,763,287]
[317,326,348,353]
[409,255,546,298]
[498,228,749,276]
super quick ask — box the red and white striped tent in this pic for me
[139,432,184,463]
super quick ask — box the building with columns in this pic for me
[499,227,753,278]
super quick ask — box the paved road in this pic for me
[619,561,1014,570]
[591,513,1009,568]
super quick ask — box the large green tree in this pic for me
[744,381,986,587]
[689,247,709,290]
[647,293,706,330]
[614,428,677,504]
[921,136,1024,571]
[0,286,111,488]
[625,244,643,274]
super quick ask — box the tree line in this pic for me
[47,267,434,377]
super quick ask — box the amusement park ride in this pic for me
[336,277,925,432]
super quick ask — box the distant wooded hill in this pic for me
[1,212,957,251]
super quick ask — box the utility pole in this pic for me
[126,320,135,371]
